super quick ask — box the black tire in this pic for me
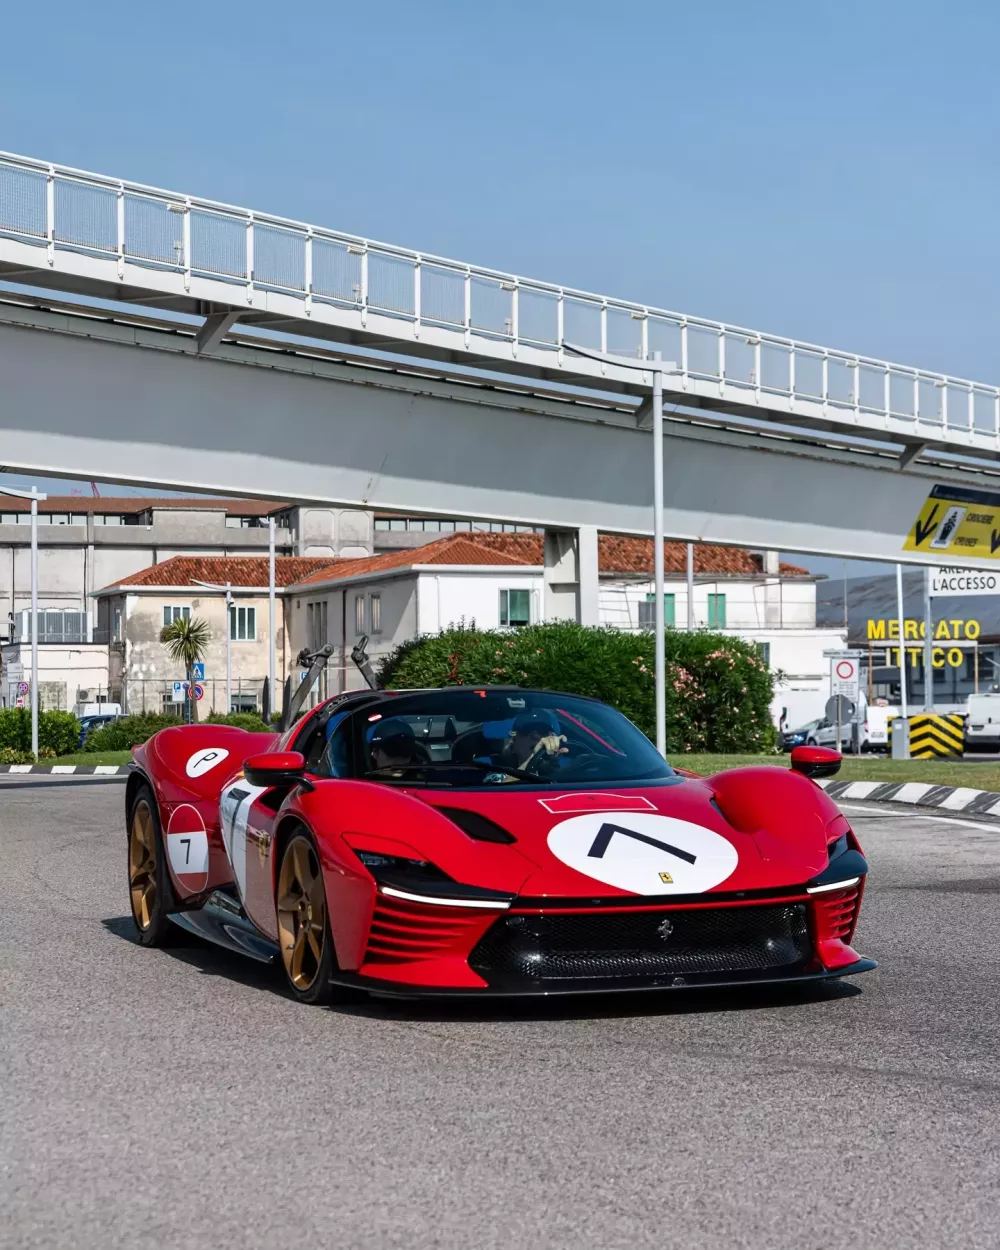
[127,783,176,946]
[275,831,338,1005]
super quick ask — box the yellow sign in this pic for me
[904,485,1000,558]
[866,618,979,641]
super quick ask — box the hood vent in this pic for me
[435,806,516,844]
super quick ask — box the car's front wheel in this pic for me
[275,831,337,1005]
[127,784,175,946]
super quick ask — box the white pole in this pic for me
[923,564,933,712]
[225,582,233,714]
[686,542,694,629]
[268,517,276,711]
[652,351,665,757]
[30,487,39,759]
[896,563,908,718]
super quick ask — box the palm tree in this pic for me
[159,616,211,723]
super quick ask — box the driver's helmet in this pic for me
[368,717,415,763]
[508,710,559,741]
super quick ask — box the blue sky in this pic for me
[1,0,996,574]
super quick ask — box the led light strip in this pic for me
[806,877,860,895]
[380,885,512,910]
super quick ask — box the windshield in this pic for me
[356,690,673,787]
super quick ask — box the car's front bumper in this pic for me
[330,957,877,999]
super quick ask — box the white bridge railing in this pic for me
[1,149,998,446]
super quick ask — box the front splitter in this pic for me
[329,957,877,1000]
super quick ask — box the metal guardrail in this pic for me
[1,149,999,446]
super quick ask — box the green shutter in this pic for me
[708,594,726,628]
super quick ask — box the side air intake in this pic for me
[435,806,517,844]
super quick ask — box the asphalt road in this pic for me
[4,780,1000,1249]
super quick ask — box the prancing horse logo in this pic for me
[656,918,674,941]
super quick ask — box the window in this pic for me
[757,642,771,666]
[355,595,365,635]
[638,593,675,629]
[230,606,256,641]
[370,593,382,635]
[708,593,727,628]
[374,518,390,531]
[500,588,531,627]
[163,605,191,628]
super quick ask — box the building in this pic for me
[90,556,340,715]
[285,533,843,726]
[818,570,1000,710]
[0,494,373,647]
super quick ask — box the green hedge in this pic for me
[377,622,776,754]
[205,711,274,734]
[0,708,81,757]
[81,709,275,753]
[82,713,182,753]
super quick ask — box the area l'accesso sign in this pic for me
[929,567,1000,597]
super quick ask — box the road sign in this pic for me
[831,656,860,703]
[15,695,24,708]
[826,694,856,722]
[17,681,28,695]
[192,662,205,680]
[171,681,186,703]
[192,683,205,702]
[929,567,1000,597]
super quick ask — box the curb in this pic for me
[818,777,1000,818]
[0,764,128,776]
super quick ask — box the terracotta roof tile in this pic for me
[291,533,536,587]
[97,555,339,592]
[288,531,811,589]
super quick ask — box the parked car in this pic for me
[78,712,121,748]
[965,693,1000,752]
[779,719,821,751]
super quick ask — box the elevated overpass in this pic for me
[1,149,999,621]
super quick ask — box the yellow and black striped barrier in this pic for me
[889,713,965,759]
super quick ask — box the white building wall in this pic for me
[420,571,544,634]
[599,578,816,631]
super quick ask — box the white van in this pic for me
[965,693,1000,751]
[74,700,123,719]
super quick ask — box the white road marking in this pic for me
[839,802,1000,832]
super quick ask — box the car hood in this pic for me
[414,773,834,900]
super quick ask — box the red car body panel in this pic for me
[130,701,872,996]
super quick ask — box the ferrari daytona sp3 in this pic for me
[126,684,874,1003]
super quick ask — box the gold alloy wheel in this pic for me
[129,799,158,931]
[276,835,328,991]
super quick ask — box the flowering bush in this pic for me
[378,622,776,753]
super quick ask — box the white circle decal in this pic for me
[185,747,230,779]
[546,811,739,895]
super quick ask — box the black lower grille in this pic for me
[469,903,811,985]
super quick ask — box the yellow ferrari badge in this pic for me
[658,871,673,884]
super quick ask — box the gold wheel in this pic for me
[129,799,158,931]
[276,834,328,992]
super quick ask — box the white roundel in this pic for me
[185,747,230,779]
[546,811,739,895]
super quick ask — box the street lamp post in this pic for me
[190,579,233,713]
[563,343,677,757]
[0,484,48,758]
[268,518,276,713]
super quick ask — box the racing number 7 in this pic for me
[179,837,191,864]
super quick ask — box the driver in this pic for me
[369,718,417,771]
[501,711,568,772]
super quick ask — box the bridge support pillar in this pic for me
[543,526,599,626]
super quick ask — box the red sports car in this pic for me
[126,679,873,1004]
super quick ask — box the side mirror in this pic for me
[243,750,307,789]
[790,745,841,779]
